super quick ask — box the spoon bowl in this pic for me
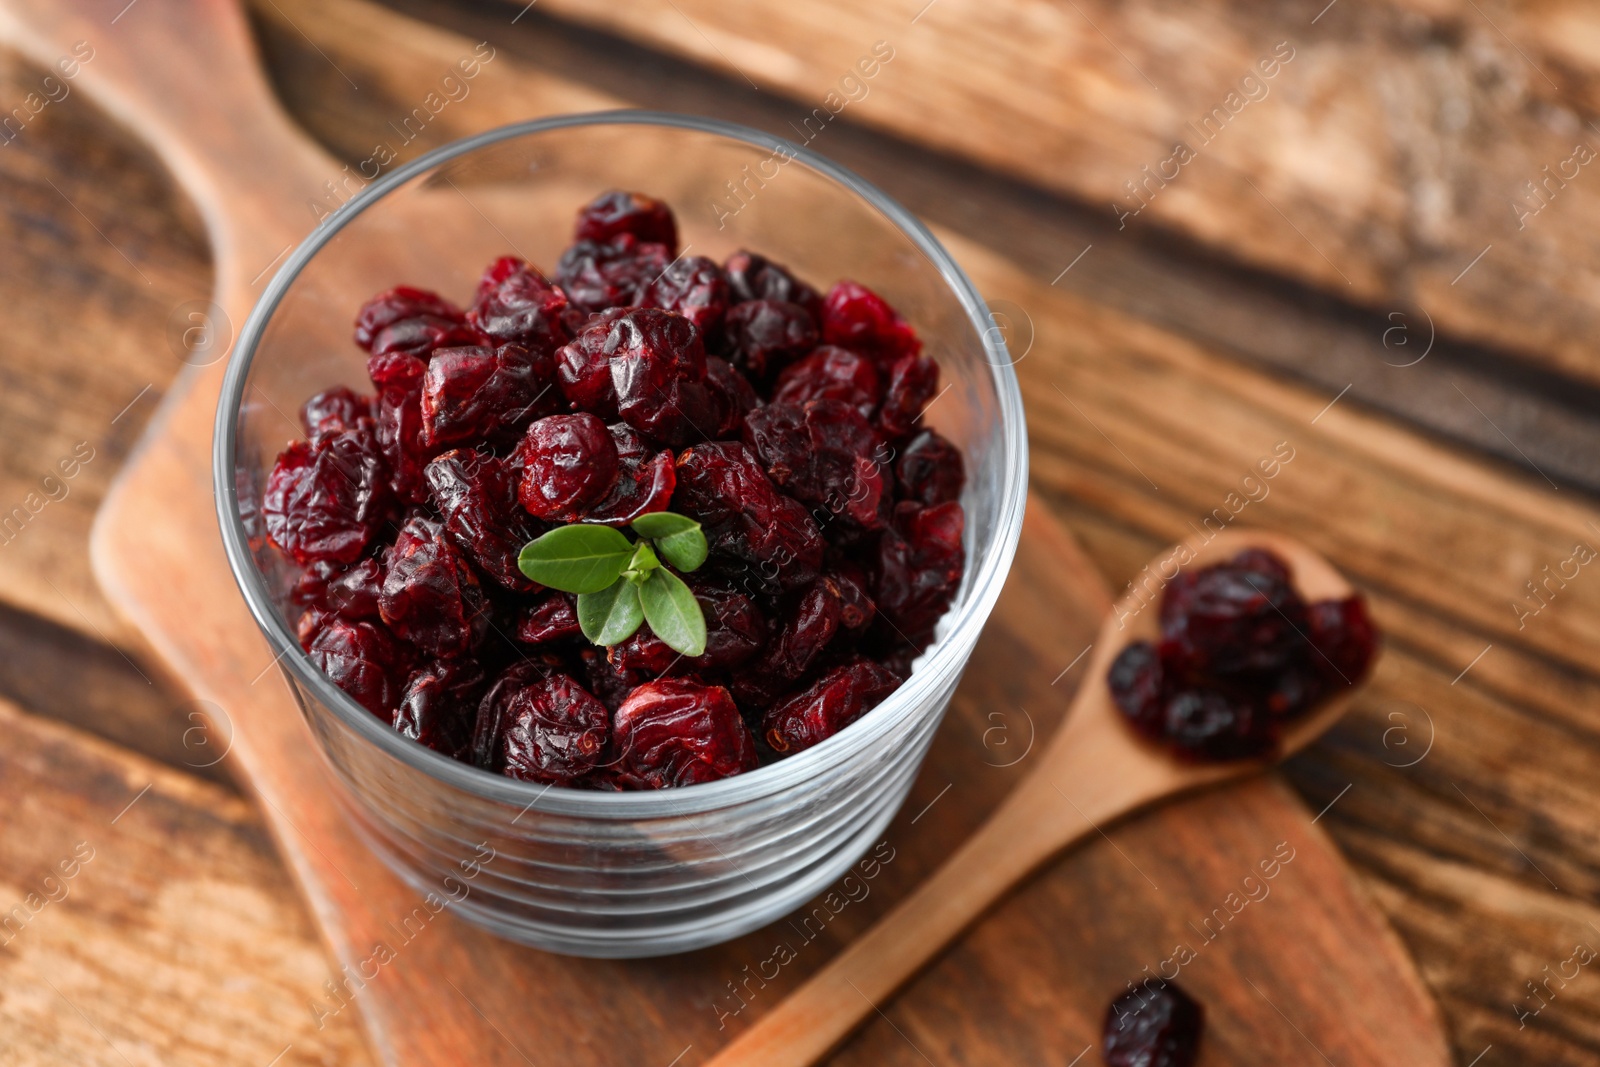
[706,526,1369,1067]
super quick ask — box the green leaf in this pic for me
[577,579,645,646]
[638,568,707,657]
[653,526,708,573]
[630,512,700,539]
[626,541,662,578]
[518,524,634,594]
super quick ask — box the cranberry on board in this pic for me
[266,190,970,787]
[1102,982,1204,1067]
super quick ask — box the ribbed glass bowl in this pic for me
[216,111,1027,957]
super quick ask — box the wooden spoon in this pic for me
[706,526,1368,1067]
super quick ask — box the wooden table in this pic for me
[3,0,1599,1063]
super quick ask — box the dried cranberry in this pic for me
[393,658,484,759]
[467,257,571,353]
[371,363,435,505]
[1158,558,1305,678]
[425,449,541,591]
[305,616,406,717]
[720,300,818,383]
[1108,640,1164,735]
[556,235,671,313]
[476,667,610,784]
[421,342,557,449]
[877,353,939,440]
[574,646,643,713]
[299,386,372,447]
[614,679,759,787]
[870,501,965,640]
[514,413,620,521]
[762,658,902,754]
[574,190,678,251]
[379,516,489,658]
[1103,981,1203,1067]
[323,557,384,620]
[516,591,581,645]
[1306,595,1378,687]
[674,442,824,594]
[705,356,761,438]
[354,286,469,354]
[608,310,717,447]
[895,429,965,507]
[820,280,921,363]
[263,428,391,565]
[582,424,676,526]
[743,400,888,531]
[724,250,821,318]
[371,316,483,360]
[556,308,714,446]
[641,255,729,336]
[772,346,880,420]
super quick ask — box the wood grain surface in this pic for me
[496,0,1600,390]
[0,696,371,1067]
[0,0,1596,1063]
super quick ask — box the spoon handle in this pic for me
[706,761,1097,1067]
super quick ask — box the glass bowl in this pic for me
[215,111,1027,958]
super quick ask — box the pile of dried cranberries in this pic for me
[1107,548,1377,760]
[262,190,966,790]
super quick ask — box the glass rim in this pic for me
[214,108,1029,819]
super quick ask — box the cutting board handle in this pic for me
[0,0,335,276]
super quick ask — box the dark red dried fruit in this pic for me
[300,386,372,447]
[641,255,729,336]
[1108,549,1380,761]
[1158,558,1304,678]
[733,574,854,705]
[292,559,384,620]
[393,658,484,759]
[514,413,620,521]
[516,591,581,645]
[305,616,407,717]
[556,235,671,313]
[871,501,965,640]
[762,658,902,754]
[721,299,818,383]
[582,424,676,526]
[369,355,436,505]
[354,286,472,356]
[1306,594,1378,687]
[574,190,678,251]
[895,429,965,507]
[475,667,610,784]
[771,345,880,420]
[263,429,391,565]
[556,307,715,446]
[742,400,888,531]
[724,250,821,318]
[425,449,541,591]
[379,516,489,658]
[877,353,939,440]
[575,645,643,713]
[467,257,571,353]
[421,342,557,449]
[614,679,759,787]
[1103,981,1204,1067]
[821,280,921,363]
[674,441,824,594]
[705,356,761,438]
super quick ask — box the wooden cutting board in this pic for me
[0,0,1451,1062]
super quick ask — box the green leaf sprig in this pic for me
[516,512,709,656]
